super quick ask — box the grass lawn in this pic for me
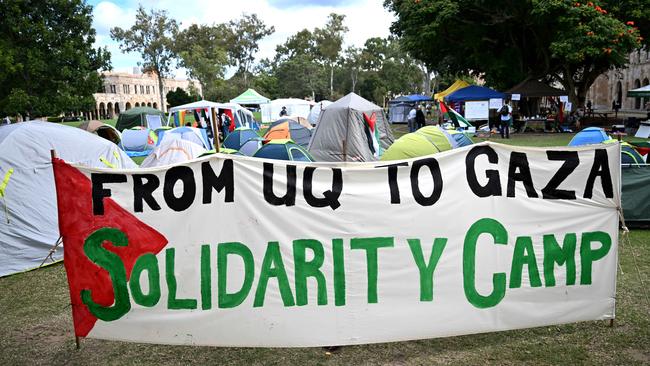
[0,129,648,365]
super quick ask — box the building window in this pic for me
[146,86,150,94]
[140,85,144,94]
[123,85,130,94]
[134,84,138,94]
[110,84,116,93]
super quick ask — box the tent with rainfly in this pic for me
[264,120,312,148]
[308,93,394,162]
[140,138,207,168]
[253,139,314,162]
[158,126,212,149]
[223,127,260,150]
[115,106,165,131]
[380,126,457,161]
[0,121,136,277]
[568,127,613,146]
[77,120,122,146]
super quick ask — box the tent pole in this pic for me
[211,108,219,153]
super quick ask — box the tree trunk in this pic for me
[157,73,165,112]
[330,65,334,98]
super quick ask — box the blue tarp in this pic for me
[444,85,505,102]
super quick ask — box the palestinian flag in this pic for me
[439,101,472,128]
[363,112,380,157]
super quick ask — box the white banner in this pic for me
[489,98,503,110]
[54,142,620,347]
[464,101,490,120]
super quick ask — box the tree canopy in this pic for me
[386,0,645,105]
[0,0,110,118]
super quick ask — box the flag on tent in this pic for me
[363,112,380,157]
[439,101,472,128]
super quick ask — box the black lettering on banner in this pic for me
[507,152,538,198]
[410,158,443,206]
[466,146,501,197]
[263,163,296,206]
[541,151,579,200]
[202,160,234,203]
[379,162,409,204]
[91,173,127,215]
[163,166,196,211]
[584,149,614,199]
[303,167,343,210]
[133,174,161,212]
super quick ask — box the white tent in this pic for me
[308,100,333,126]
[167,100,257,130]
[140,138,207,168]
[261,98,312,123]
[0,121,136,277]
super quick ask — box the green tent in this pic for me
[115,106,166,131]
[381,133,447,161]
[415,126,455,151]
[230,88,270,105]
[622,166,650,226]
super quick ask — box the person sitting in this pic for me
[279,106,288,117]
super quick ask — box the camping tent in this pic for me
[568,127,612,146]
[261,98,311,123]
[621,143,644,165]
[444,85,505,103]
[381,129,456,161]
[253,139,314,162]
[239,137,265,156]
[622,166,650,226]
[77,120,121,146]
[308,100,332,126]
[140,138,207,168]
[505,79,566,97]
[158,126,212,149]
[447,130,475,147]
[264,120,312,148]
[223,128,260,150]
[167,100,258,131]
[230,88,270,105]
[121,127,158,157]
[0,121,136,277]
[308,93,394,162]
[627,84,650,97]
[415,126,458,151]
[285,115,312,129]
[388,96,416,124]
[434,79,470,101]
[115,106,165,131]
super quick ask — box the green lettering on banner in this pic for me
[200,244,212,310]
[580,231,612,285]
[509,236,542,288]
[81,228,131,321]
[129,253,161,307]
[407,238,447,301]
[463,218,507,309]
[543,233,577,287]
[350,237,394,304]
[254,242,295,307]
[166,248,198,310]
[217,242,255,308]
[332,238,346,306]
[293,239,327,306]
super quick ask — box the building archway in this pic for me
[153,102,158,109]
[634,79,641,109]
[135,102,140,107]
[147,102,152,107]
[107,102,114,119]
[125,102,132,110]
[99,103,106,119]
[114,102,121,115]
[644,78,649,110]
[615,81,623,108]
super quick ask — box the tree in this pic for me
[386,0,643,107]
[175,24,230,100]
[0,0,110,118]
[227,14,275,87]
[314,13,348,98]
[272,29,326,99]
[342,46,363,93]
[111,5,179,112]
[166,87,196,108]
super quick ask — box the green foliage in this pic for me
[227,14,275,87]
[111,5,179,110]
[314,14,349,98]
[386,0,644,106]
[166,88,197,108]
[0,0,110,118]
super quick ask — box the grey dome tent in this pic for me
[115,106,165,131]
[308,93,394,162]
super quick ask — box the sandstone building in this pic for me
[91,69,201,119]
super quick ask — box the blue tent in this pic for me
[568,127,612,146]
[223,127,259,150]
[239,137,265,156]
[157,126,212,149]
[406,94,433,102]
[444,85,505,102]
[253,139,314,162]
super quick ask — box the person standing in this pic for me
[280,106,288,117]
[499,100,513,139]
[407,106,417,132]
[415,105,426,129]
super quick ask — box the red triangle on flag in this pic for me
[439,101,449,114]
[53,159,168,337]
[363,112,377,132]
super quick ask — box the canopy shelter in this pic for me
[115,106,165,131]
[444,85,505,103]
[434,79,470,101]
[140,138,207,168]
[0,121,135,277]
[77,120,121,146]
[309,92,394,162]
[167,100,258,139]
[627,85,650,97]
[308,100,332,126]
[253,139,314,162]
[406,94,433,102]
[261,98,312,123]
[230,88,270,105]
[505,79,566,98]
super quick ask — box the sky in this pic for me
[88,0,395,79]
